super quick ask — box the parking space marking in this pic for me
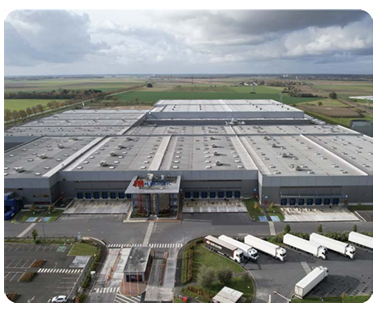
[4,273,10,279]
[6,259,15,268]
[10,272,20,282]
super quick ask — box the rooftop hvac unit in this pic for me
[295,166,302,171]
[57,144,64,149]
[212,144,217,148]
[100,161,107,167]
[118,144,125,149]
[215,161,222,166]
[38,154,47,159]
[110,151,117,157]
[13,167,25,173]
[213,151,219,156]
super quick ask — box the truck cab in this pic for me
[278,248,287,261]
[248,248,259,261]
[347,245,356,259]
[234,249,244,263]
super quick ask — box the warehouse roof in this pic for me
[4,137,96,178]
[151,99,301,113]
[240,135,368,176]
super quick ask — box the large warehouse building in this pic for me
[4,100,373,214]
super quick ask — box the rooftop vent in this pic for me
[13,167,25,173]
[172,166,179,169]
[308,171,315,174]
[110,151,117,157]
[213,152,219,156]
[100,161,108,167]
[216,161,222,166]
[38,154,47,159]
[57,144,64,149]
[295,166,302,171]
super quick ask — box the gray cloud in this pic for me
[5,10,109,66]
[5,10,373,75]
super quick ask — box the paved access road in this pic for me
[5,213,373,247]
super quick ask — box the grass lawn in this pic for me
[291,295,371,303]
[68,242,98,256]
[4,99,66,112]
[193,244,245,277]
[16,210,44,222]
[182,243,254,303]
[267,206,284,221]
[244,198,265,221]
[296,98,348,108]
[348,205,373,212]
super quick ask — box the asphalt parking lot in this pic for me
[5,243,83,303]
[244,244,373,303]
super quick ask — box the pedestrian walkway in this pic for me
[114,292,141,303]
[108,243,183,249]
[94,287,119,294]
[37,268,82,274]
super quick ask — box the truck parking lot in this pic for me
[5,243,83,303]
[243,244,373,303]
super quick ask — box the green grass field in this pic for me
[115,85,320,105]
[68,242,98,256]
[186,243,254,303]
[4,99,65,112]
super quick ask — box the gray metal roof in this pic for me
[4,137,96,178]
[124,247,151,273]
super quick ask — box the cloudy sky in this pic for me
[4,10,373,76]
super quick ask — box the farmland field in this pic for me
[4,99,66,111]
[115,84,320,105]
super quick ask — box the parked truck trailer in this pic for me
[205,235,244,263]
[348,232,373,249]
[310,233,356,259]
[294,266,329,299]
[218,235,259,261]
[244,234,287,261]
[283,234,327,259]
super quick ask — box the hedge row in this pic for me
[187,285,214,299]
[181,238,204,285]
[81,243,102,289]
[31,259,46,268]
[267,231,373,244]
[19,272,37,282]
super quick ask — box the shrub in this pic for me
[317,224,323,233]
[353,225,358,232]
[6,293,20,302]
[30,259,46,268]
[284,225,291,234]
[197,265,215,288]
[217,269,232,285]
[19,272,37,282]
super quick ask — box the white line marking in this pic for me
[143,222,155,246]
[268,221,276,236]
[301,262,311,274]
[17,223,37,238]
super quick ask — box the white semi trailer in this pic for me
[244,234,287,261]
[294,266,329,299]
[283,234,327,259]
[205,235,244,263]
[218,235,259,261]
[310,233,356,259]
[348,232,373,249]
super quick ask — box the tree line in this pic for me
[5,88,103,100]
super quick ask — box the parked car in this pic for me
[52,295,68,303]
